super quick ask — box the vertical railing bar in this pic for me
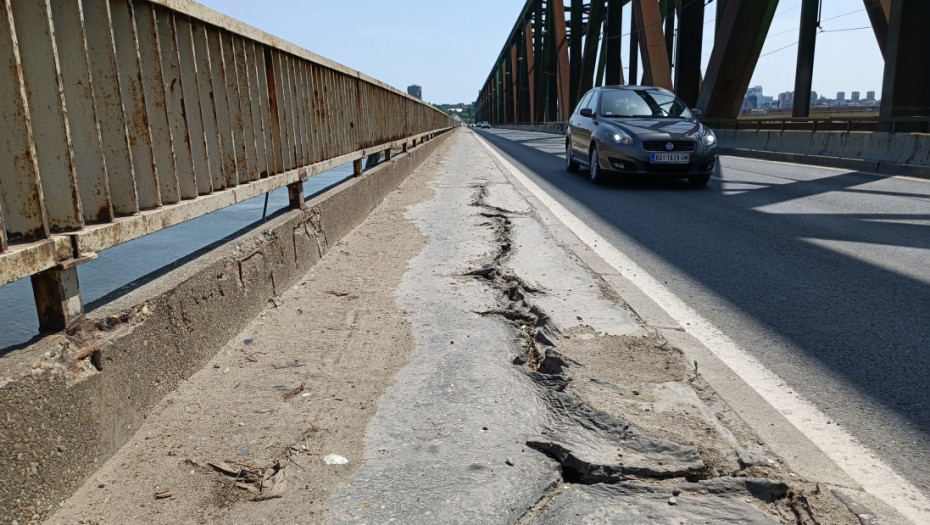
[282,54,299,168]
[13,0,84,231]
[232,36,258,182]
[49,0,112,223]
[270,49,288,170]
[156,8,196,200]
[310,63,326,161]
[205,25,235,188]
[247,40,270,178]
[300,60,318,164]
[346,75,360,152]
[192,20,223,191]
[336,73,350,157]
[135,1,180,205]
[174,14,211,196]
[282,53,299,166]
[221,31,247,185]
[292,56,310,166]
[332,70,342,158]
[323,67,336,160]
[0,0,48,242]
[111,0,160,210]
[263,47,285,175]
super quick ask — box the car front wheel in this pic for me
[566,141,579,172]
[589,146,604,185]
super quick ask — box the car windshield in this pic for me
[599,89,693,119]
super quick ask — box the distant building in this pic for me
[407,85,422,100]
[778,91,794,109]
[851,91,860,102]
[866,91,876,102]
[836,91,846,105]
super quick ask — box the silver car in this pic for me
[565,86,717,186]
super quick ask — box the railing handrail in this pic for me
[0,0,454,330]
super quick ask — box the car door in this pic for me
[572,90,598,162]
[570,91,595,160]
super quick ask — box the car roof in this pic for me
[597,85,673,94]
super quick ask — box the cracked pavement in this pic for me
[48,131,873,524]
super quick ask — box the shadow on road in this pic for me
[476,128,930,469]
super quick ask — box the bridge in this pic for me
[0,0,928,523]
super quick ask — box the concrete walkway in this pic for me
[47,131,874,524]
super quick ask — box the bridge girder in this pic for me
[475,0,928,131]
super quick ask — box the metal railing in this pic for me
[0,0,454,330]
[706,115,930,133]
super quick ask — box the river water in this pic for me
[0,165,354,353]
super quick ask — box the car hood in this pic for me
[603,117,702,138]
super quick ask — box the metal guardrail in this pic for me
[707,116,930,133]
[0,0,454,331]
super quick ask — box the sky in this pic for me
[193,0,885,105]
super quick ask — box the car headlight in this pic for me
[699,126,717,146]
[608,131,633,145]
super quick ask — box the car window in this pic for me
[575,91,594,116]
[600,89,693,118]
[584,91,599,112]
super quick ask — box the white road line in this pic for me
[475,135,930,524]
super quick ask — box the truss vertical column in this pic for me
[632,0,672,90]
[629,5,639,84]
[661,0,675,68]
[605,0,624,85]
[675,0,704,107]
[551,0,571,120]
[697,0,779,120]
[524,21,536,122]
[863,0,891,59]
[793,0,819,118]
[579,0,605,97]
[569,0,584,110]
[510,44,519,123]
[879,0,930,132]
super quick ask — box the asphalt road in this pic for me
[476,127,930,496]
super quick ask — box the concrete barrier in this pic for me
[0,130,454,523]
[719,130,929,180]
[495,123,568,135]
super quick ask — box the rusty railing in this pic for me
[0,0,454,331]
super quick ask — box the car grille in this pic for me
[642,140,695,152]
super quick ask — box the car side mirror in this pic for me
[580,107,594,118]
[691,108,704,120]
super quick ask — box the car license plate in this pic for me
[651,153,690,163]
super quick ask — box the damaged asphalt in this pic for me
[325,132,869,524]
[48,130,880,524]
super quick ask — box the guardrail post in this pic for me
[353,158,363,176]
[31,265,84,332]
[384,148,391,161]
[288,168,307,209]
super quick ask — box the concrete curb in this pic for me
[0,130,454,523]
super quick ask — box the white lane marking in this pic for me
[475,136,930,524]
[895,175,930,183]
